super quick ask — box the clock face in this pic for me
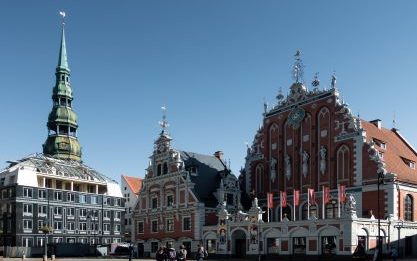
[288,106,305,129]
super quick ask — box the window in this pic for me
[409,161,416,169]
[163,162,168,174]
[137,221,144,234]
[54,191,62,201]
[54,221,62,230]
[104,223,110,232]
[104,210,111,219]
[23,188,33,198]
[183,217,191,231]
[226,193,234,206]
[91,223,99,231]
[302,203,317,220]
[151,220,158,233]
[166,218,174,232]
[380,142,386,149]
[22,237,33,247]
[151,242,159,253]
[38,205,47,215]
[337,145,350,180]
[38,190,46,199]
[256,164,264,193]
[23,204,32,214]
[53,237,63,243]
[79,222,87,231]
[104,197,111,205]
[67,222,75,231]
[38,220,45,229]
[115,198,121,206]
[325,202,338,219]
[23,219,33,230]
[79,238,87,244]
[167,195,174,207]
[378,151,384,159]
[405,194,413,221]
[190,166,198,174]
[152,197,158,209]
[67,238,76,243]
[115,211,121,220]
[37,237,45,247]
[114,224,121,232]
[91,196,97,204]
[67,207,75,216]
[157,164,162,176]
[79,209,87,217]
[67,193,75,202]
[54,207,62,215]
[293,237,306,254]
[79,194,86,203]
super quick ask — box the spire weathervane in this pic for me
[159,106,169,131]
[292,50,304,83]
[59,11,66,25]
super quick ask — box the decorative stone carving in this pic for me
[343,193,357,219]
[301,151,309,178]
[270,157,277,183]
[284,154,291,180]
[320,146,327,175]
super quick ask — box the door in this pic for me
[137,243,144,258]
[235,239,246,258]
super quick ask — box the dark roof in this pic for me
[180,151,232,207]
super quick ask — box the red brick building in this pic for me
[132,111,240,258]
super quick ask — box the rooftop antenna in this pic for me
[393,111,397,129]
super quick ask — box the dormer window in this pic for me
[373,138,387,150]
[380,142,386,149]
[409,161,416,169]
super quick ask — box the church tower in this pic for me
[43,17,81,161]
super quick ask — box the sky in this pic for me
[1,1,417,183]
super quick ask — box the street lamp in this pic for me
[40,225,53,261]
[377,172,386,261]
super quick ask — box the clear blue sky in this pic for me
[1,1,417,182]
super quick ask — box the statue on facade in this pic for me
[270,157,277,183]
[284,154,291,180]
[301,151,309,178]
[346,193,357,211]
[320,146,327,175]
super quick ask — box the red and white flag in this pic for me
[323,186,330,204]
[308,188,316,205]
[293,189,300,207]
[339,184,346,203]
[280,191,287,208]
[267,193,274,209]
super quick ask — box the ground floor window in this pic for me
[66,237,76,243]
[182,241,191,255]
[206,239,216,254]
[103,238,111,244]
[37,237,45,247]
[113,238,121,243]
[53,237,63,243]
[79,237,88,244]
[267,238,280,254]
[151,242,159,253]
[293,237,306,255]
[321,236,337,255]
[22,237,33,247]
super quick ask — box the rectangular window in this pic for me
[67,222,75,231]
[114,224,121,232]
[54,221,62,230]
[166,218,174,232]
[115,198,121,206]
[115,211,121,220]
[38,220,45,229]
[151,242,159,253]
[183,217,191,231]
[23,219,33,230]
[167,195,174,207]
[23,188,33,198]
[38,205,47,215]
[152,198,158,209]
[23,204,32,214]
[137,221,144,234]
[38,190,46,199]
[22,237,33,247]
[37,237,45,247]
[79,194,86,203]
[104,210,111,219]
[91,196,97,204]
[67,193,75,202]
[67,207,75,216]
[104,223,110,232]
[54,207,62,215]
[79,222,87,231]
[54,191,62,201]
[90,223,99,231]
[79,209,87,217]
[409,162,416,169]
[104,197,111,205]
[151,220,158,233]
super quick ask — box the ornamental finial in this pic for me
[276,87,284,102]
[159,106,169,131]
[59,11,66,25]
[312,72,320,90]
[292,50,304,83]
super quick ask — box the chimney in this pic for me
[370,119,382,129]
[214,151,224,160]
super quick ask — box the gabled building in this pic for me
[121,175,142,241]
[132,111,240,258]
[0,18,124,251]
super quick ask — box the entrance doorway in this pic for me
[231,230,247,258]
[137,243,144,258]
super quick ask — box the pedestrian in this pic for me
[196,243,208,261]
[165,242,177,261]
[390,246,398,261]
[156,246,166,261]
[177,245,187,261]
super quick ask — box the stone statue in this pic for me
[270,157,277,183]
[320,146,327,175]
[331,74,337,89]
[302,151,309,178]
[285,154,291,180]
[346,193,357,211]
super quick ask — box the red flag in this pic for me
[293,190,300,207]
[339,185,346,203]
[267,193,273,209]
[280,191,287,208]
[323,186,330,204]
[308,188,316,205]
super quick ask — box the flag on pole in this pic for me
[339,184,346,203]
[293,190,300,206]
[267,193,274,209]
[323,186,330,205]
[308,188,316,205]
[280,191,287,208]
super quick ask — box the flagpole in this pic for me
[280,192,283,221]
[337,184,341,218]
[322,186,325,219]
[307,189,310,220]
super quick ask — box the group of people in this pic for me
[156,242,208,261]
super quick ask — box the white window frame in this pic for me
[79,222,87,231]
[137,221,144,234]
[115,211,121,220]
[23,204,33,215]
[79,209,87,217]
[23,219,33,231]
[38,190,46,199]
[23,187,33,198]
[182,216,191,231]
[91,196,98,204]
[54,221,62,230]
[54,207,62,216]
[104,223,110,232]
[67,193,75,202]
[38,205,47,216]
[166,194,174,207]
[79,194,86,204]
[38,220,45,229]
[151,219,158,233]
[114,224,121,232]
[166,218,174,232]
[67,222,75,231]
[67,207,75,216]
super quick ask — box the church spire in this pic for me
[43,12,82,161]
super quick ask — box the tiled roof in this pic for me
[362,120,417,183]
[122,175,143,194]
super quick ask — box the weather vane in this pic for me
[292,50,304,83]
[59,11,66,25]
[159,106,169,130]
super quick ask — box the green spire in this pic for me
[43,16,82,162]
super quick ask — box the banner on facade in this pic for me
[293,189,300,207]
[323,186,330,204]
[280,191,287,208]
[339,184,346,203]
[267,193,274,209]
[308,188,316,205]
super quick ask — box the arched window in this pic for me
[337,145,350,180]
[163,162,168,174]
[282,206,292,221]
[157,164,162,176]
[325,201,338,219]
[302,203,317,220]
[405,194,413,221]
[255,164,264,193]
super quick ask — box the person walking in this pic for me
[165,242,177,261]
[177,245,187,261]
[390,247,398,261]
[156,246,166,261]
[196,243,208,261]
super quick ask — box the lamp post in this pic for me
[377,173,385,261]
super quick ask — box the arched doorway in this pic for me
[231,229,247,258]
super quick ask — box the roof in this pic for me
[122,175,143,194]
[362,120,417,183]
[180,151,234,208]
